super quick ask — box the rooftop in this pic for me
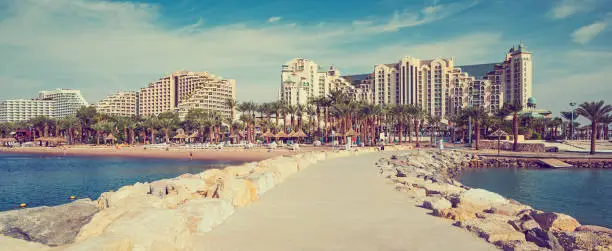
[456,63,498,79]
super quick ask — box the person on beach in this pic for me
[189,151,193,160]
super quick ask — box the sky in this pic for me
[0,0,611,116]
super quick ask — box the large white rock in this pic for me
[459,188,509,211]
[180,199,234,233]
[99,208,192,250]
[219,178,259,207]
[225,163,256,178]
[247,172,276,196]
[422,196,452,211]
[97,182,151,210]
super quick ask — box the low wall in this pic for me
[473,140,546,152]
[470,157,612,169]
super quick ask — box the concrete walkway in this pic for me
[194,152,496,251]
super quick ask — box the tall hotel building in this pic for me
[38,89,89,117]
[279,58,366,106]
[341,43,533,118]
[138,71,236,119]
[0,89,88,123]
[95,91,138,117]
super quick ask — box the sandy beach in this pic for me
[0,145,335,162]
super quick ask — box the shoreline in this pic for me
[0,145,333,162]
[1,147,609,250]
[0,147,394,250]
[381,149,612,250]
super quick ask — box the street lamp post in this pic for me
[468,96,473,146]
[570,102,576,140]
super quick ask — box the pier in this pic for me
[538,158,573,168]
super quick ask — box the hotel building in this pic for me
[95,91,138,117]
[279,58,367,106]
[481,43,533,108]
[138,71,236,119]
[0,89,88,123]
[0,99,54,123]
[342,43,533,118]
[37,89,88,118]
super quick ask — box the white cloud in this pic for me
[549,0,597,19]
[352,20,373,26]
[0,0,491,104]
[571,21,607,44]
[267,16,281,23]
[179,17,204,33]
[316,33,504,72]
[533,48,612,116]
[378,0,481,32]
[535,66,612,117]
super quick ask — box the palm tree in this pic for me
[549,117,563,140]
[239,114,254,143]
[463,107,486,150]
[427,115,442,146]
[29,115,53,139]
[159,119,177,143]
[0,122,14,138]
[91,120,114,145]
[144,116,161,144]
[503,103,523,151]
[76,106,98,143]
[601,115,612,140]
[286,104,297,132]
[185,109,209,143]
[225,98,237,121]
[575,100,612,154]
[58,116,80,144]
[561,111,580,140]
[446,114,461,144]
[407,106,423,147]
[305,105,316,136]
[231,121,245,142]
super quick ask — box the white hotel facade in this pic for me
[279,58,368,106]
[280,43,533,119]
[0,89,88,123]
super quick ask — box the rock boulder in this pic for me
[0,199,98,246]
[422,196,452,211]
[456,217,525,244]
[532,212,580,232]
[459,188,509,211]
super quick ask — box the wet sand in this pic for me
[0,145,334,162]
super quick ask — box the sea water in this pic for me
[460,167,612,228]
[0,153,239,211]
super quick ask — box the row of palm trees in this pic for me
[0,92,609,154]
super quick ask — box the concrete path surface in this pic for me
[194,152,496,251]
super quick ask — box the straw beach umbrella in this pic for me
[344,129,359,137]
[275,131,288,143]
[261,130,273,143]
[294,129,307,143]
[104,134,117,144]
[173,132,188,144]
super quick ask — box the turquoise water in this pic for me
[460,168,612,228]
[0,153,239,211]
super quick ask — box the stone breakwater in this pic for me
[378,150,612,251]
[0,146,410,251]
[476,157,612,169]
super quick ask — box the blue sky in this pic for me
[0,0,611,116]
